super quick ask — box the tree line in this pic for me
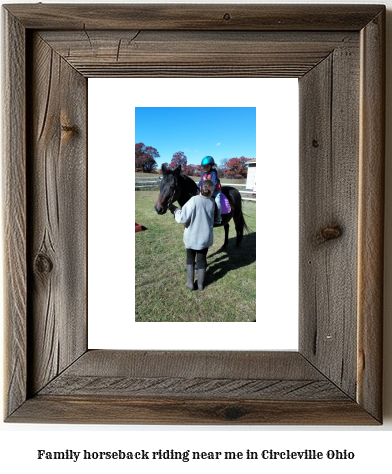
[135,142,252,179]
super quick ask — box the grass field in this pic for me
[135,189,256,322]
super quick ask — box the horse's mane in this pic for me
[160,165,198,206]
[180,173,198,193]
[178,173,198,205]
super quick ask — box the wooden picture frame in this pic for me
[3,4,385,424]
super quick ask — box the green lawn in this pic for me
[135,190,256,322]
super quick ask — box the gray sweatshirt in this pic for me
[173,195,215,250]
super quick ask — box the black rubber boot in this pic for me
[197,268,206,291]
[186,264,195,291]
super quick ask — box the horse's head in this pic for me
[154,164,181,215]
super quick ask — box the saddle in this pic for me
[220,192,231,214]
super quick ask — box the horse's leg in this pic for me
[234,214,244,246]
[223,223,229,247]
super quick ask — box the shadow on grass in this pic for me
[204,232,256,288]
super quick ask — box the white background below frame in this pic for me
[88,78,299,351]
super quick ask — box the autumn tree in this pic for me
[183,164,197,176]
[215,164,225,179]
[217,158,229,178]
[169,151,187,170]
[223,157,251,179]
[135,142,160,173]
[194,165,202,176]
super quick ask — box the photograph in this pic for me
[135,107,257,322]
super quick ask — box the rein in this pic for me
[167,186,177,207]
[166,179,179,207]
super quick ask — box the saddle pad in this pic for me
[220,193,231,214]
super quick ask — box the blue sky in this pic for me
[135,107,256,169]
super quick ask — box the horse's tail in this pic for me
[231,188,251,245]
[236,199,251,236]
[238,207,251,235]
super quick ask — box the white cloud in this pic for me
[216,142,221,146]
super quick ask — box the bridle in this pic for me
[165,178,178,208]
[167,191,175,207]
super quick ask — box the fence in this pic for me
[221,183,256,202]
[135,177,256,201]
[135,177,162,189]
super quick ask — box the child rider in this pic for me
[198,156,222,224]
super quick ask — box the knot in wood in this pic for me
[34,252,53,274]
[223,13,231,21]
[223,405,244,420]
[312,139,319,148]
[61,124,77,134]
[316,225,342,244]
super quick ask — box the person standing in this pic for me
[169,180,215,291]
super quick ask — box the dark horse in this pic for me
[154,164,250,246]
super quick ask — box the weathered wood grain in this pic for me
[4,4,384,31]
[2,8,27,420]
[60,350,324,379]
[39,30,358,78]
[299,41,360,399]
[357,9,385,422]
[15,350,375,423]
[9,396,379,425]
[39,376,347,400]
[37,351,346,400]
[28,33,87,395]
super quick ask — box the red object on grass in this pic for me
[135,223,142,232]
